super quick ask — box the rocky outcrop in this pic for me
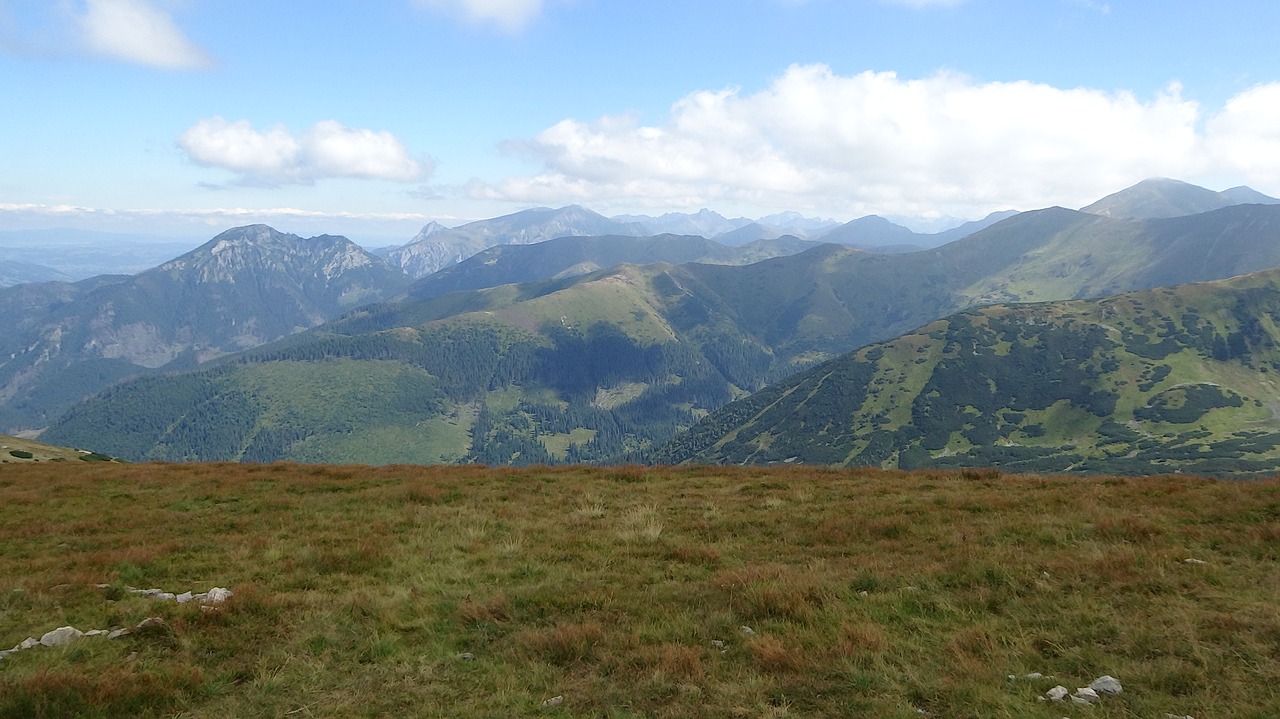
[1,586,233,662]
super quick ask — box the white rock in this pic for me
[107,628,130,639]
[1164,714,1196,719]
[1073,687,1100,703]
[1089,675,1123,695]
[540,695,564,707]
[205,587,233,604]
[40,626,84,647]
[1184,558,1207,565]
[1069,694,1092,705]
[0,650,12,660]
[83,630,108,637]
[19,637,38,650]
[1044,685,1069,702]
[176,591,194,603]
[156,592,176,601]
[739,625,755,636]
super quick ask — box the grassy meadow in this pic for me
[2,462,1279,717]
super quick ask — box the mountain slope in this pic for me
[653,268,1280,475]
[0,433,120,462]
[612,208,750,237]
[1082,177,1241,219]
[0,225,411,432]
[0,259,73,287]
[385,206,649,278]
[816,215,920,246]
[399,233,820,302]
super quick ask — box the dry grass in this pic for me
[1,463,1280,717]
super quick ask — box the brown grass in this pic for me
[2,462,1280,717]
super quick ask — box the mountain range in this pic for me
[37,180,1280,470]
[0,225,411,431]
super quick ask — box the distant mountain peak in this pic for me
[1081,178,1234,220]
[412,221,450,242]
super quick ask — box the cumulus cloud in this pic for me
[1205,83,1280,188]
[413,0,544,32]
[474,64,1280,219]
[178,118,427,185]
[76,0,213,69]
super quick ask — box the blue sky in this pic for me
[3,0,1280,243]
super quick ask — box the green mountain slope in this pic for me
[1081,177,1239,219]
[400,232,820,302]
[653,268,1280,475]
[42,203,1280,466]
[0,433,120,463]
[0,225,411,432]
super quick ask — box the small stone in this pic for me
[176,591,194,603]
[1069,694,1092,705]
[1009,672,1043,680]
[0,650,12,660]
[19,637,39,650]
[135,617,166,631]
[1184,558,1207,565]
[156,592,176,601]
[540,695,564,707]
[1072,687,1100,704]
[457,652,475,661]
[205,587,233,604]
[858,590,869,596]
[83,630,108,637]
[138,588,164,597]
[1089,675,1123,695]
[39,626,83,647]
[108,628,131,639]
[739,625,755,636]
[710,640,726,650]
[1164,714,1196,719]
[1044,685,1069,702]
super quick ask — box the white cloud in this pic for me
[76,0,213,70]
[476,64,1273,219]
[1205,83,1280,188]
[413,0,544,32]
[178,118,427,185]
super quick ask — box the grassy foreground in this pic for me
[2,463,1279,718]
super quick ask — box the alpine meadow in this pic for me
[7,1,1280,717]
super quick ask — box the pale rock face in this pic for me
[1072,687,1100,704]
[1089,675,1123,695]
[39,626,83,647]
